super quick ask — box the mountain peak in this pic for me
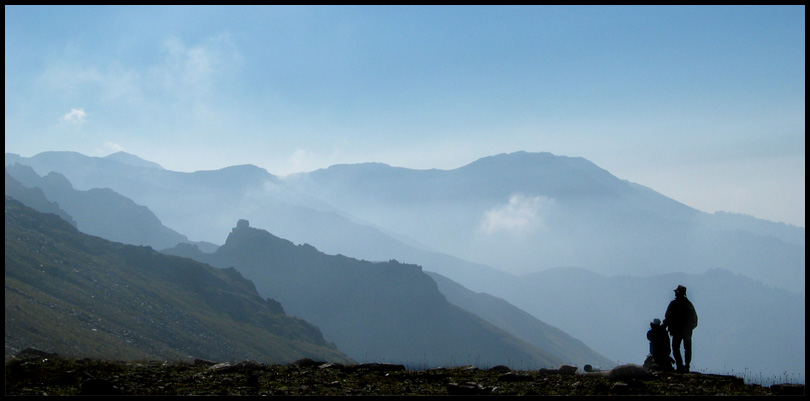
[103,151,164,169]
[463,151,594,171]
[190,165,278,192]
[224,218,297,251]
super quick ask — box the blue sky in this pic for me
[5,5,805,227]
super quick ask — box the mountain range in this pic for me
[283,151,804,291]
[5,165,614,370]
[4,196,351,364]
[5,150,805,383]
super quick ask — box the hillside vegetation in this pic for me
[4,196,352,365]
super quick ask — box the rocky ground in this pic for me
[5,353,805,396]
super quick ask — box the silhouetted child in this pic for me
[644,318,675,372]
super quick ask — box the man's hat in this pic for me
[652,318,661,325]
[674,285,687,295]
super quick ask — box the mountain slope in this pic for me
[4,196,352,364]
[426,271,614,369]
[165,220,567,370]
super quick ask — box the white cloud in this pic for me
[152,34,241,99]
[38,33,240,126]
[287,148,314,172]
[479,193,554,235]
[60,108,87,128]
[280,147,346,176]
[39,61,141,104]
[101,142,124,153]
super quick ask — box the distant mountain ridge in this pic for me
[4,196,352,364]
[5,164,192,251]
[103,151,164,169]
[283,151,804,294]
[703,210,804,246]
[5,169,77,227]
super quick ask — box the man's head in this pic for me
[674,285,687,296]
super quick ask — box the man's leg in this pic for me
[683,334,692,372]
[671,335,684,372]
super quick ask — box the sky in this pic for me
[5,5,805,228]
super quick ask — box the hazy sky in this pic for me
[5,5,805,227]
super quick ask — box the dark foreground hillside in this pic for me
[5,354,804,396]
[4,196,351,365]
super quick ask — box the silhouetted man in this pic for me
[662,285,698,373]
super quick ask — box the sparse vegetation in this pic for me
[5,356,804,396]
